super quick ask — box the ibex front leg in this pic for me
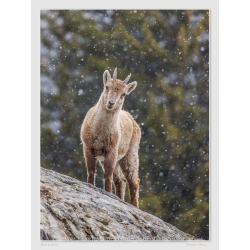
[84,148,97,186]
[103,150,118,193]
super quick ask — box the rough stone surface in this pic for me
[40,167,197,241]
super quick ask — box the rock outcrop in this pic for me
[40,167,197,241]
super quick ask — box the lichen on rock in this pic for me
[40,167,197,241]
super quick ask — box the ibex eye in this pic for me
[106,86,109,91]
[121,93,126,98]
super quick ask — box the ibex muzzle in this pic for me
[108,100,115,106]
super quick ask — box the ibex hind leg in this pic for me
[113,163,127,200]
[119,152,140,208]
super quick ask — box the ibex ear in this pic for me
[127,81,137,95]
[103,70,111,85]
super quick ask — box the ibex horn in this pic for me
[123,74,131,85]
[113,67,117,80]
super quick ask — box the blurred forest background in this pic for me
[40,10,209,240]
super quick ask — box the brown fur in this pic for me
[80,68,141,207]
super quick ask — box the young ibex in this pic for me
[80,68,141,207]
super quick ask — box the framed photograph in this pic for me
[33,0,218,249]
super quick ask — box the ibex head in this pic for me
[102,68,137,111]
